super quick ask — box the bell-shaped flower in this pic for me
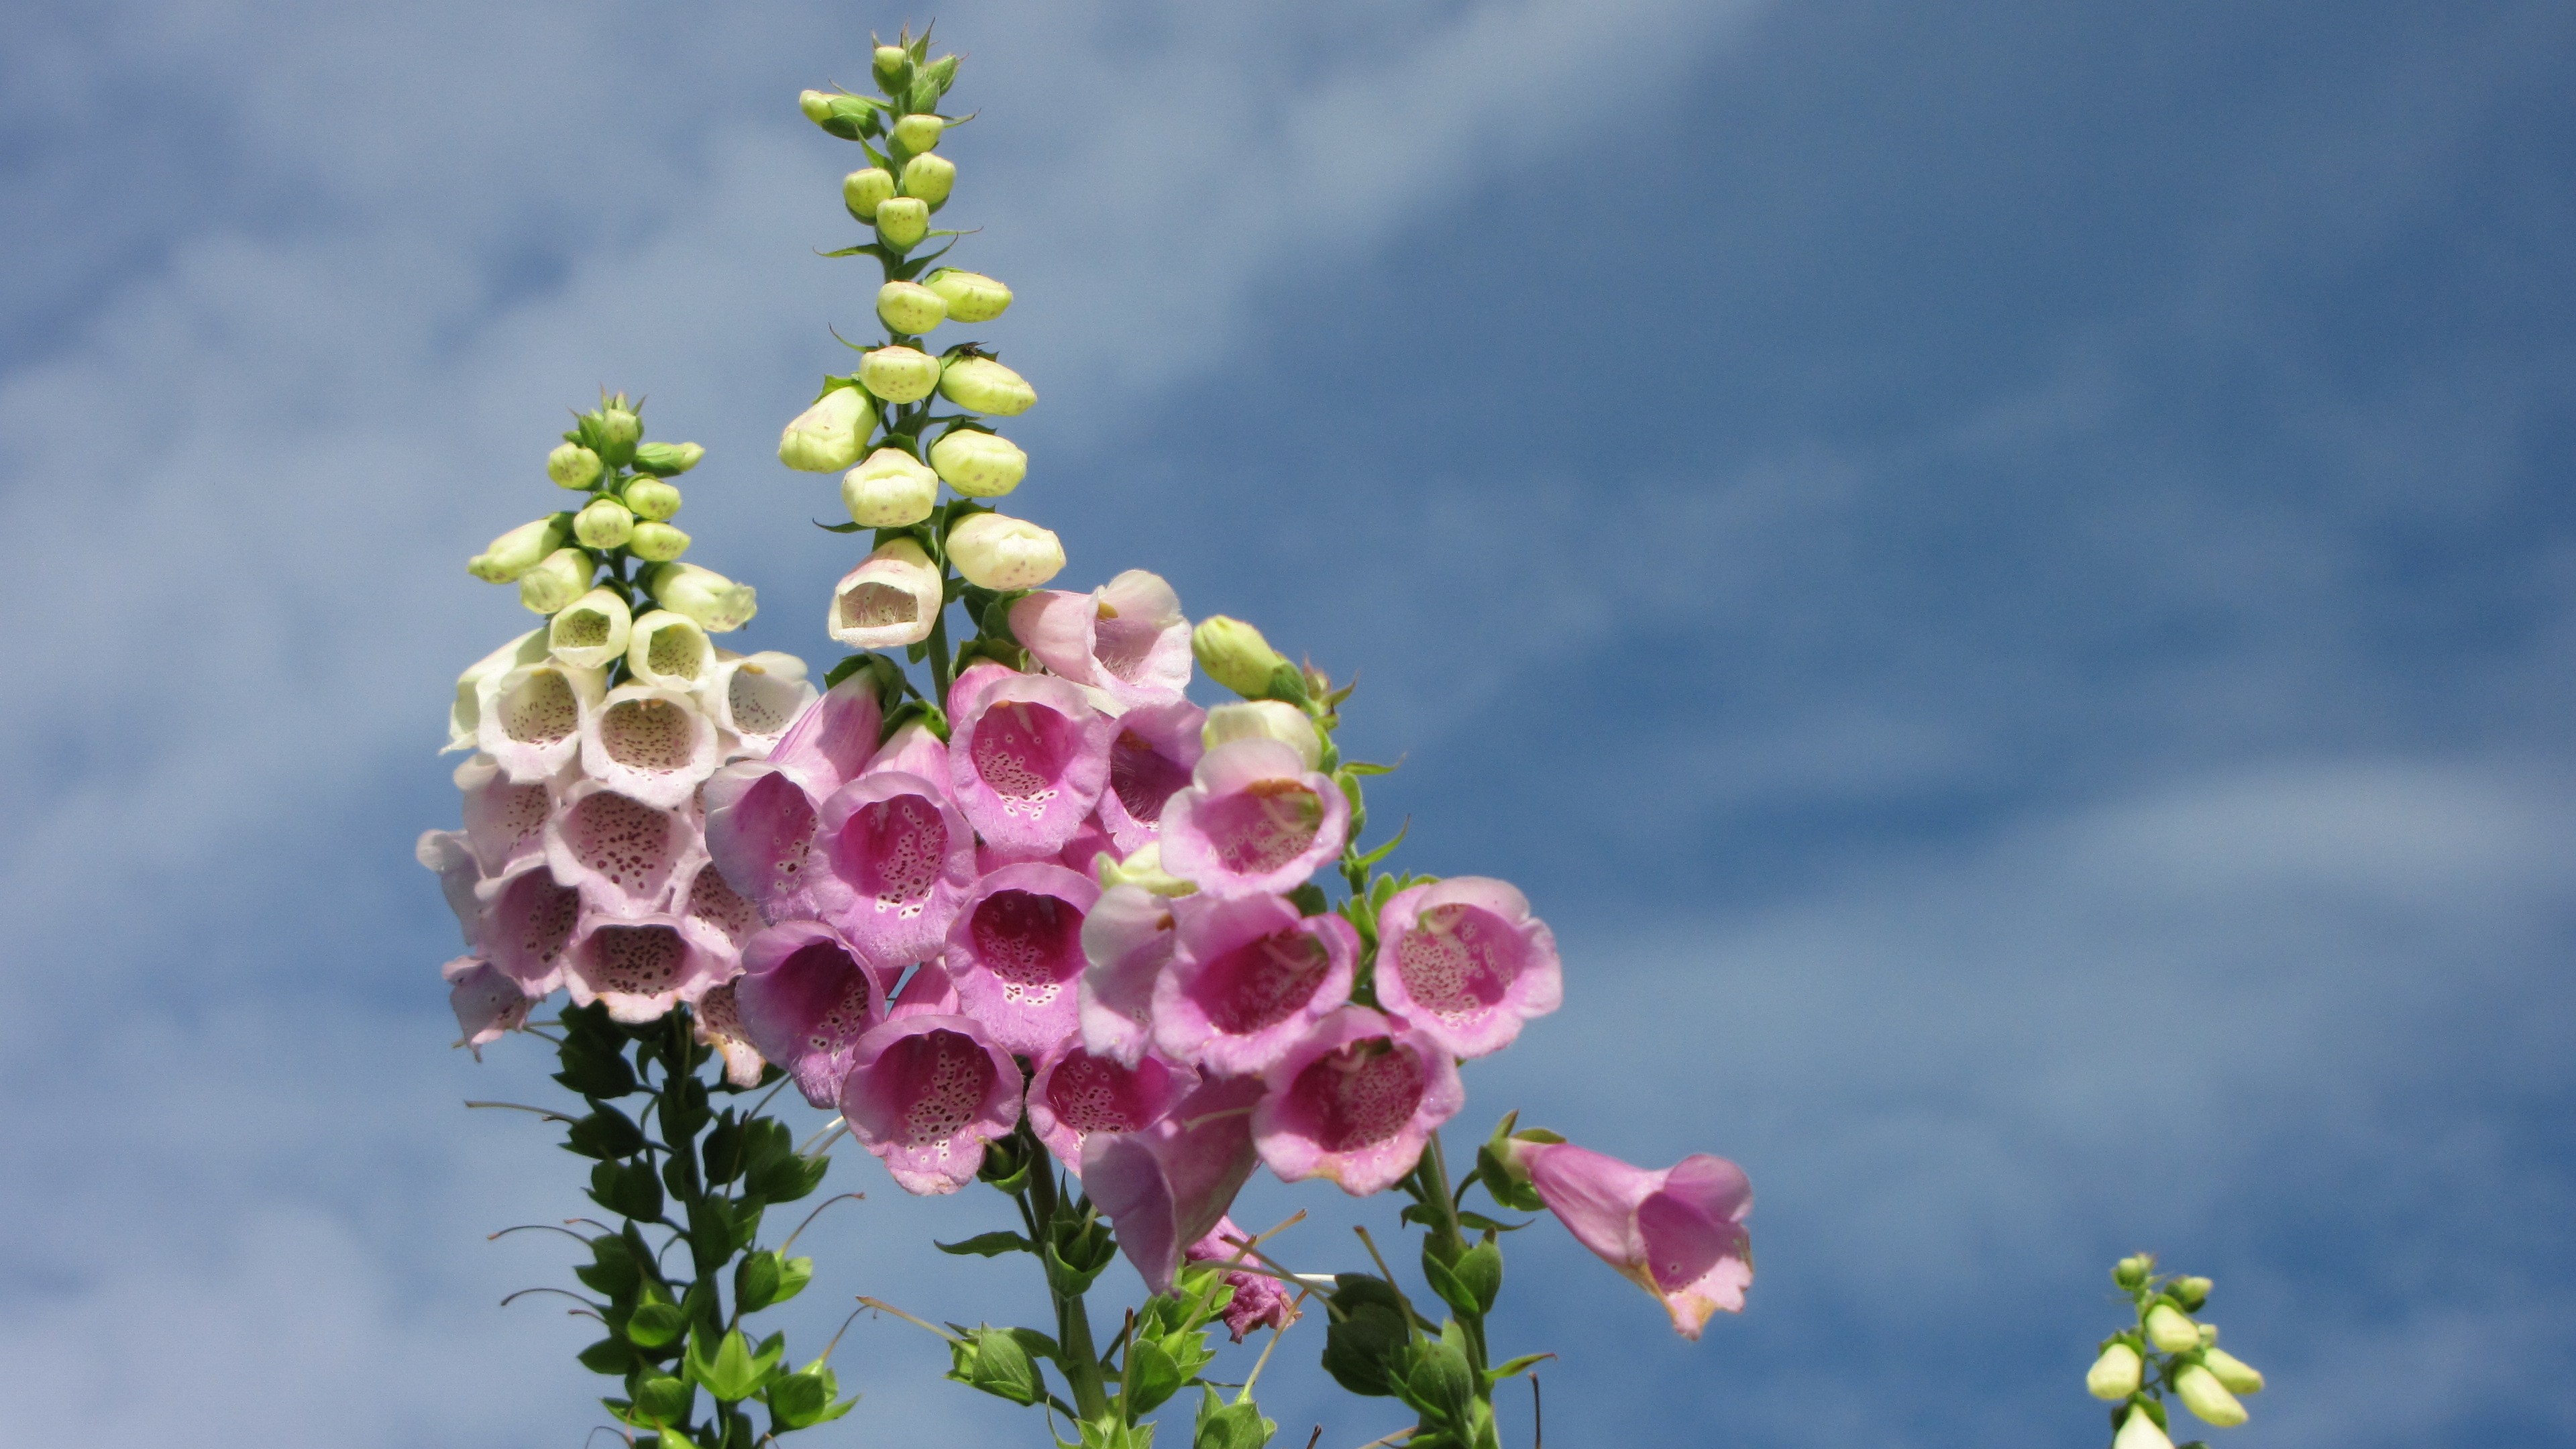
[705,651,817,757]
[703,762,824,922]
[1185,1217,1303,1343]
[580,684,720,810]
[1369,878,1562,1060]
[829,537,943,650]
[947,670,1116,855]
[447,629,547,753]
[476,659,605,784]
[1083,1075,1265,1296]
[1008,570,1193,707]
[545,780,698,914]
[1509,1142,1752,1340]
[692,981,768,1089]
[1201,701,1323,771]
[735,920,888,1108]
[1160,739,1349,898]
[945,512,1063,590]
[767,674,885,801]
[818,767,977,975]
[454,753,551,875]
[417,830,481,947]
[625,610,714,692]
[444,957,534,1057]
[1097,700,1208,855]
[1252,1006,1463,1197]
[942,862,1099,1055]
[547,588,633,670]
[678,857,762,969]
[1026,1032,1197,1173]
[1079,881,1180,1068]
[564,915,729,1024]
[778,385,875,473]
[1155,894,1358,1076]
[841,447,940,527]
[473,856,580,994]
[838,1011,1023,1194]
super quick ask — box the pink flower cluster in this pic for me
[423,629,818,1081]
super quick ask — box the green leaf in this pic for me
[1123,1338,1185,1415]
[555,1036,637,1097]
[1486,1352,1554,1383]
[589,1159,662,1222]
[766,1366,847,1430]
[566,1106,645,1160]
[1192,1387,1278,1449]
[937,1231,1035,1258]
[1318,1277,1411,1397]
[630,1374,694,1426]
[578,1336,637,1375]
[747,1149,827,1204]
[688,1328,774,1402]
[627,1301,687,1350]
[734,1252,782,1314]
[1420,1250,1481,1319]
[1340,760,1398,777]
[947,1326,1043,1405]
[1454,1212,1532,1234]
[574,1234,643,1298]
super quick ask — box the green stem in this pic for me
[1417,1132,1489,1373]
[1024,1142,1112,1422]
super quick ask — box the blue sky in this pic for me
[3,1,2572,1445]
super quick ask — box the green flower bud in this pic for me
[877,280,947,335]
[923,268,1012,322]
[900,152,955,207]
[2173,1364,2248,1427]
[800,89,835,125]
[804,91,883,141]
[777,386,874,472]
[2169,1276,2212,1311]
[546,441,603,490]
[2200,1347,2265,1395]
[645,561,758,633]
[841,447,938,527]
[623,477,683,521]
[2143,1303,2200,1354]
[927,429,1026,498]
[843,167,895,221]
[938,355,1036,416]
[2113,1254,2155,1290]
[629,521,691,563]
[2085,1343,2144,1401]
[547,587,633,669]
[859,345,942,405]
[573,496,635,549]
[872,45,912,93]
[945,511,1064,590]
[892,113,944,153]
[596,404,641,464]
[916,55,959,103]
[2111,1407,2173,1449]
[517,547,592,615]
[1096,842,1197,898]
[874,196,930,250]
[1191,616,1290,700]
[631,440,703,476]
[1202,700,1324,770]
[467,516,572,582]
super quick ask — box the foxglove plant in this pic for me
[2086,1254,2268,1449]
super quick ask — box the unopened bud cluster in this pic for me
[2088,1253,2267,1449]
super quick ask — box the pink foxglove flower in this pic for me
[444,957,533,1057]
[1511,1142,1752,1340]
[702,762,824,922]
[865,717,949,783]
[1007,569,1193,706]
[692,981,768,1089]
[1078,882,1181,1067]
[1185,1216,1302,1342]
[453,753,551,875]
[581,684,720,810]
[1159,739,1348,898]
[947,670,1116,855]
[1152,892,1358,1076]
[942,862,1098,1055]
[476,857,580,994]
[839,1011,1022,1195]
[564,916,729,1024]
[1082,1075,1264,1295]
[677,858,762,971]
[417,830,481,946]
[818,768,977,975]
[1369,877,1562,1059]
[545,782,700,914]
[1252,1006,1463,1196]
[478,659,604,783]
[766,673,884,800]
[706,649,816,755]
[734,920,887,1108]
[1095,700,1205,855]
[1026,1032,1196,1173]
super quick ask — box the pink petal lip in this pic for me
[1159,738,1350,898]
[580,684,720,810]
[445,956,533,1055]
[1520,1142,1754,1340]
[1025,1030,1198,1173]
[1008,570,1193,707]
[734,920,887,1109]
[946,670,1118,855]
[564,914,729,1024]
[1369,877,1562,1059]
[454,753,552,875]
[1095,700,1206,855]
[1152,892,1358,1076]
[818,769,976,979]
[941,861,1100,1056]
[1081,1074,1265,1295]
[1252,1005,1464,1197]
[474,855,580,995]
[838,1012,1024,1195]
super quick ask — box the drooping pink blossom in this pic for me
[1185,1216,1303,1342]
[692,981,768,1089]
[733,920,886,1108]
[580,684,720,809]
[702,762,824,922]
[947,669,1116,855]
[818,769,977,976]
[545,781,698,914]
[942,862,1099,1055]
[1082,1075,1265,1295]
[1079,883,1180,1067]
[1025,1032,1197,1173]
[1252,1006,1463,1196]
[838,1012,1023,1195]
[1153,893,1358,1076]
[765,672,885,800]
[564,915,729,1024]
[475,856,580,994]
[1509,1142,1753,1340]
[444,956,533,1057]
[1007,569,1193,706]
[1159,739,1348,898]
[453,753,552,875]
[1095,700,1206,855]
[1369,877,1562,1060]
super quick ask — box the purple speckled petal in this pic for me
[1159,739,1349,898]
[1095,700,1206,855]
[1079,883,1180,1067]
[1152,892,1356,1076]
[1082,1074,1264,1296]
[947,671,1117,855]
[1369,877,1562,1060]
[1026,1032,1197,1173]
[838,1012,1023,1195]
[766,674,884,800]
[819,769,977,979]
[1251,1006,1463,1197]
[702,762,828,922]
[735,920,885,1108]
[941,862,1099,1056]
[564,914,729,1024]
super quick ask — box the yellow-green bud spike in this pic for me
[877,280,947,335]
[517,547,592,615]
[629,521,691,563]
[2201,1348,2263,1394]
[937,355,1035,416]
[777,386,874,472]
[573,496,635,549]
[546,442,602,490]
[923,268,1011,322]
[892,113,944,153]
[841,447,939,527]
[631,441,702,476]
[900,153,955,208]
[547,587,633,669]
[468,516,572,582]
[1191,616,1290,700]
[945,511,1064,590]
[596,404,641,464]
[646,561,757,633]
[843,167,895,221]
[2173,1364,2249,1427]
[2085,1343,2144,1401]
[859,345,942,405]
[874,197,930,250]
[2143,1303,2200,1354]
[624,478,682,521]
[927,429,1026,497]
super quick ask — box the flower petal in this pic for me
[838,1012,1023,1195]
[1370,877,1562,1059]
[735,920,885,1108]
[941,862,1099,1056]
[1026,1032,1197,1173]
[1252,1006,1463,1197]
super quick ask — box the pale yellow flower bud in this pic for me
[859,345,942,405]
[875,197,930,249]
[2174,1364,2249,1427]
[623,478,682,521]
[596,405,641,460]
[923,268,1011,322]
[877,280,947,335]
[2112,1407,2173,1449]
[900,152,955,207]
[1096,843,1198,898]
[547,442,602,490]
[927,429,1026,498]
[946,512,1063,590]
[1203,701,1324,770]
[628,521,691,563]
[938,355,1035,416]
[2201,1348,2265,1395]
[468,516,571,582]
[2086,1343,2144,1401]
[548,588,633,669]
[572,496,635,549]
[631,441,703,476]
[843,167,895,221]
[892,113,944,152]
[777,386,874,472]
[646,561,757,633]
[1191,616,1289,700]
[2144,1303,2201,1354]
[841,448,939,527]
[517,547,592,615]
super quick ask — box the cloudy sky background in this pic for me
[3,0,2572,1444]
